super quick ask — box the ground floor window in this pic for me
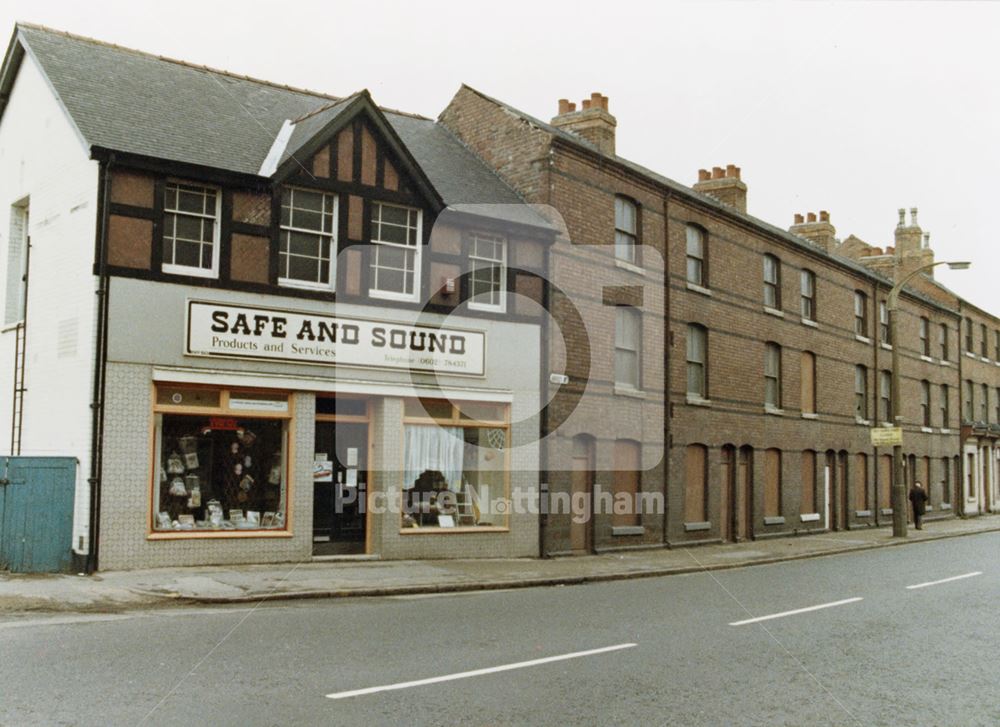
[401,398,509,530]
[152,385,290,533]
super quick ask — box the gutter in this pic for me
[85,154,113,574]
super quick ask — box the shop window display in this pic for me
[152,387,289,532]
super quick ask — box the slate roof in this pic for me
[3,24,550,231]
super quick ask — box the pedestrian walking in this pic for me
[909,481,929,530]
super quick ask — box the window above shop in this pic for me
[369,202,422,302]
[162,182,220,278]
[278,186,337,290]
[468,233,507,312]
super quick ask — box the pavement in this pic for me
[2,514,998,614]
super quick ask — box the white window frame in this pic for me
[615,197,637,265]
[278,186,338,291]
[764,342,782,409]
[686,324,707,398]
[685,225,705,286]
[161,181,221,279]
[614,306,641,390]
[467,233,507,313]
[369,202,422,303]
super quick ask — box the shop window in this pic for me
[468,233,507,312]
[685,225,705,286]
[401,399,509,530]
[801,450,816,515]
[369,202,421,301]
[800,269,815,321]
[152,386,290,534]
[763,254,781,309]
[615,196,638,264]
[278,186,337,289]
[612,439,641,527]
[764,448,782,517]
[684,444,708,523]
[162,182,219,277]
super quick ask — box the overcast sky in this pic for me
[3,1,997,311]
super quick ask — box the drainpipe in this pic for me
[86,155,113,574]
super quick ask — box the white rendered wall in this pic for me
[0,50,100,555]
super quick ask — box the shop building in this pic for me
[0,25,553,570]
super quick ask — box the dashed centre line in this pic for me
[906,571,982,590]
[729,597,863,626]
[325,643,637,699]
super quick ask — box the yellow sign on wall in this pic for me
[870,427,903,447]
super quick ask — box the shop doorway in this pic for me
[313,397,370,556]
[570,434,595,553]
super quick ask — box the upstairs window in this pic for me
[615,197,638,265]
[940,384,949,428]
[981,383,989,422]
[880,370,892,423]
[995,330,1000,361]
[763,255,781,309]
[468,233,507,312]
[878,299,889,344]
[369,202,422,301]
[965,318,974,353]
[279,187,337,289]
[614,306,641,389]
[919,317,930,356]
[685,225,705,286]
[981,323,989,358]
[963,379,973,422]
[800,351,816,415]
[920,380,931,427]
[854,365,868,421]
[800,269,816,321]
[854,291,869,338]
[939,323,949,361]
[162,182,219,277]
[686,324,708,398]
[764,342,782,409]
[4,200,28,325]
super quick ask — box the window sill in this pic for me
[162,263,218,279]
[147,529,293,540]
[855,510,872,518]
[686,282,712,297]
[468,301,507,314]
[880,342,892,351]
[965,351,976,359]
[611,525,645,536]
[921,426,934,433]
[940,503,952,510]
[683,521,711,532]
[614,385,646,400]
[686,395,712,407]
[855,335,872,344]
[763,306,784,318]
[800,318,818,328]
[763,516,785,526]
[370,289,419,303]
[981,357,991,364]
[856,418,871,426]
[801,412,819,420]
[939,359,952,367]
[615,259,646,276]
[799,513,821,522]
[764,406,784,416]
[920,355,934,363]
[278,278,334,292]
[399,526,509,535]
[940,428,952,435]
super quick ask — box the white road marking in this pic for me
[906,571,982,590]
[729,597,863,626]
[325,643,637,699]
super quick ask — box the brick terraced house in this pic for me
[441,87,1000,554]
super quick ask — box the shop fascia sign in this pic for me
[186,300,485,376]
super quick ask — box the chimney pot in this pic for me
[711,166,725,179]
[568,102,577,112]
[558,98,570,115]
[807,212,817,223]
[726,164,738,178]
[923,232,930,248]
[819,210,829,222]
[898,208,906,227]
[590,92,602,107]
[600,94,609,110]
[794,213,804,224]
[581,98,592,111]
[698,169,711,182]
[910,207,918,227]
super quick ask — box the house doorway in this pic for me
[720,445,736,542]
[736,446,754,540]
[313,397,370,556]
[570,434,595,553]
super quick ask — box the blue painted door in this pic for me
[0,457,77,573]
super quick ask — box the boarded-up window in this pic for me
[612,440,641,527]
[854,453,868,510]
[764,448,781,517]
[684,444,708,522]
[878,454,892,510]
[800,351,816,415]
[800,450,816,514]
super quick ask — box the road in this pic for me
[1,532,998,726]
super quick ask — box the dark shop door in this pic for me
[313,420,368,555]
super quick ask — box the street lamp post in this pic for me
[887,259,970,537]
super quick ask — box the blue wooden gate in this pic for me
[0,457,77,573]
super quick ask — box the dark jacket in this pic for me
[908,486,929,515]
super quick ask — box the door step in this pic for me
[311,554,379,562]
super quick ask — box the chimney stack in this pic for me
[693,163,748,213]
[893,206,935,279]
[790,211,837,253]
[550,92,617,156]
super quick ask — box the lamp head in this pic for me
[946,261,971,270]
